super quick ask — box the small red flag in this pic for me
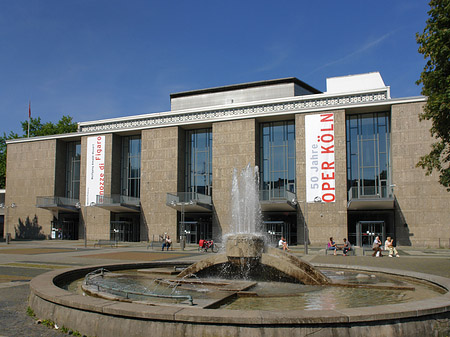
[28,101,31,118]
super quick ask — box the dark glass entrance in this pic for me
[51,213,79,240]
[356,221,385,246]
[262,212,297,246]
[348,210,394,246]
[110,213,140,242]
[179,213,212,244]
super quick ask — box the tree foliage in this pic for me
[416,0,450,190]
[0,115,77,189]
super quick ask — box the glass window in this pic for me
[260,121,296,200]
[186,129,212,196]
[65,142,81,199]
[121,136,141,198]
[346,112,391,199]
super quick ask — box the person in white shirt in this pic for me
[278,237,290,251]
[384,237,400,257]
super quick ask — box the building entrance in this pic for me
[264,221,286,247]
[262,212,297,245]
[179,213,212,244]
[356,221,386,247]
[110,213,140,242]
[348,210,393,247]
[51,213,79,240]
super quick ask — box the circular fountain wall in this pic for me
[29,261,450,337]
[28,166,450,336]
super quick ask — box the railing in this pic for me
[84,268,193,305]
[166,192,212,206]
[259,189,297,204]
[347,185,393,201]
[36,196,80,208]
[96,194,140,206]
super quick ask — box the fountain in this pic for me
[178,164,330,285]
[28,165,450,336]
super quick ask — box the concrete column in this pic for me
[212,119,257,238]
[141,127,179,241]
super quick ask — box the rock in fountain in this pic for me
[178,164,330,285]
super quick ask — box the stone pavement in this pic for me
[0,239,449,336]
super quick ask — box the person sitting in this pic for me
[327,237,338,256]
[372,236,383,257]
[384,237,400,257]
[278,237,290,251]
[162,235,172,251]
[342,238,352,256]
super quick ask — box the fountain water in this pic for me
[230,164,262,235]
[178,164,330,285]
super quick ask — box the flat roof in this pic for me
[170,77,322,99]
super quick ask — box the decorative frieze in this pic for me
[79,90,388,133]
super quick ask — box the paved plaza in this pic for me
[0,239,449,336]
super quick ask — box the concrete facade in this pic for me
[5,140,57,237]
[391,102,450,248]
[141,127,180,241]
[4,73,450,248]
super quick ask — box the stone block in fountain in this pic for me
[226,234,265,265]
[178,233,330,285]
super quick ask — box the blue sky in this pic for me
[0,0,430,136]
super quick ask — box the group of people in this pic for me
[327,237,352,256]
[372,236,400,258]
[327,236,400,257]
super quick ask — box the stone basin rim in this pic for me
[29,261,450,325]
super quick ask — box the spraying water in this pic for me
[230,164,262,235]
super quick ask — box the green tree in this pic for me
[416,0,450,190]
[0,132,19,188]
[0,115,77,188]
[20,115,78,137]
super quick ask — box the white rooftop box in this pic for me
[326,72,387,94]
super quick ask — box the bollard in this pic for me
[6,233,11,244]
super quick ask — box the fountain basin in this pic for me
[29,261,450,337]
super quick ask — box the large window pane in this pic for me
[260,121,295,199]
[346,112,391,198]
[121,136,141,198]
[186,129,212,196]
[65,141,81,200]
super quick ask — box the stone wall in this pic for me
[391,102,450,247]
[5,140,57,238]
[141,127,179,241]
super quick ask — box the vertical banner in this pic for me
[85,136,105,206]
[305,113,335,203]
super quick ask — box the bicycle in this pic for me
[198,239,218,253]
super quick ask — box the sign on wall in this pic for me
[305,113,335,203]
[85,136,105,206]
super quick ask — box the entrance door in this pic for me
[51,217,79,240]
[356,221,385,246]
[182,221,198,244]
[264,221,286,247]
